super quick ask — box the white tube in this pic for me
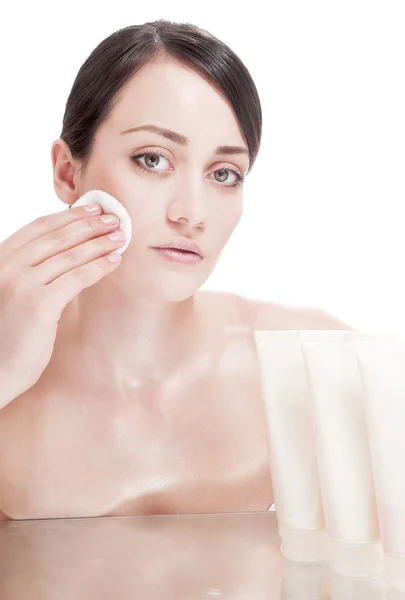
[353,336,405,593]
[254,331,328,562]
[300,331,383,577]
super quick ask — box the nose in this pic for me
[166,173,208,230]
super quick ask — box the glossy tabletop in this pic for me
[0,511,395,599]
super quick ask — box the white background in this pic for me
[0,1,404,331]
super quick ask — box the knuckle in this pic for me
[46,229,63,245]
[25,290,44,316]
[71,265,87,283]
[13,274,32,295]
[61,248,79,265]
[8,276,38,308]
[0,275,15,300]
[94,234,109,249]
[0,263,22,289]
[85,217,101,231]
[34,214,53,229]
[0,261,12,282]
[0,268,45,315]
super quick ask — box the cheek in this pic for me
[121,194,165,234]
[208,215,242,255]
[81,167,158,227]
[218,203,243,240]
[81,156,135,198]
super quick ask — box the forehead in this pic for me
[104,57,246,147]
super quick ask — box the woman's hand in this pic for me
[0,203,126,409]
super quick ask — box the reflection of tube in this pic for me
[254,331,328,563]
[330,570,385,600]
[281,557,329,599]
[385,591,405,600]
[300,331,383,577]
[353,337,405,593]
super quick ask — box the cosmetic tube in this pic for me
[300,331,384,577]
[254,331,328,562]
[353,336,405,593]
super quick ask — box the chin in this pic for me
[157,280,202,303]
[147,271,209,303]
[118,250,216,302]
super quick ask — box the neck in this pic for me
[51,277,203,393]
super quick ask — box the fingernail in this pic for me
[84,203,102,213]
[106,253,122,262]
[108,231,125,240]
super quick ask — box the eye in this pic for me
[209,168,243,186]
[132,152,171,170]
[130,149,245,188]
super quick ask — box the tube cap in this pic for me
[278,524,329,563]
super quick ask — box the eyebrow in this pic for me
[120,124,249,158]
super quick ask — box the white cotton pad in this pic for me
[73,189,132,254]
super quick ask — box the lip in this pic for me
[152,238,204,258]
[152,247,202,265]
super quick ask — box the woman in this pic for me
[0,20,351,520]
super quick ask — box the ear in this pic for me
[51,138,82,206]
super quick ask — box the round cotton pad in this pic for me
[73,190,132,254]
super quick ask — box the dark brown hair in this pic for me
[60,19,262,175]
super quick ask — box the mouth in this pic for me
[151,247,203,265]
[151,237,204,259]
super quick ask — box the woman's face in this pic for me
[73,57,249,301]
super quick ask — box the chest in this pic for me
[0,326,272,519]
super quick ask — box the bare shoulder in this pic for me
[235,294,355,331]
[194,290,355,331]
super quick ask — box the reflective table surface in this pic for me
[0,511,399,599]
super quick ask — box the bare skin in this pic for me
[0,56,352,520]
[0,290,350,520]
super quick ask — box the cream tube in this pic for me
[353,336,405,593]
[300,331,383,578]
[254,331,328,563]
